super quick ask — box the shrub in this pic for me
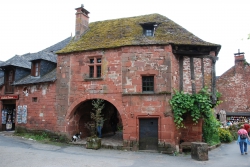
[202,110,221,146]
[229,130,238,140]
[218,128,233,143]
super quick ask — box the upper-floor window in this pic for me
[31,61,40,77]
[145,29,153,37]
[140,22,159,37]
[89,57,102,78]
[5,70,15,94]
[142,76,154,92]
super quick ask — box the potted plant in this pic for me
[85,99,105,150]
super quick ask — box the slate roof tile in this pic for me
[13,68,57,85]
[29,51,57,63]
[0,54,31,69]
[42,37,72,53]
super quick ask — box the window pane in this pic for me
[97,58,102,63]
[9,71,13,81]
[35,62,39,76]
[145,29,153,36]
[97,66,101,78]
[90,59,94,64]
[142,76,154,92]
[89,66,94,78]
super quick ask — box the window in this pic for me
[145,29,153,36]
[31,61,40,77]
[140,22,159,37]
[32,97,38,102]
[88,57,102,78]
[142,76,154,92]
[5,70,14,93]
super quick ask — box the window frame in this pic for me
[88,57,102,78]
[31,60,41,77]
[142,76,155,93]
[140,22,159,37]
[4,69,15,94]
[144,28,154,37]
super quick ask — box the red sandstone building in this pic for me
[216,50,250,123]
[1,5,221,151]
[0,37,71,132]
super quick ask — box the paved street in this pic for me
[0,132,249,167]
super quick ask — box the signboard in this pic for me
[17,105,27,124]
[2,109,7,124]
[0,95,19,100]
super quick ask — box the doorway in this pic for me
[2,104,16,131]
[139,118,158,150]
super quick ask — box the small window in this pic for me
[140,22,158,37]
[32,97,38,102]
[88,57,102,78]
[145,29,153,37]
[31,61,40,77]
[142,76,154,92]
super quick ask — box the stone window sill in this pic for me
[84,77,103,81]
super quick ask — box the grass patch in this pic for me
[14,127,70,146]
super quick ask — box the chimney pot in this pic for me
[75,5,90,41]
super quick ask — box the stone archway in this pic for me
[66,98,124,139]
[65,95,125,122]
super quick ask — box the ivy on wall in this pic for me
[169,87,218,128]
[170,88,222,145]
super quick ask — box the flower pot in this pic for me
[86,137,102,150]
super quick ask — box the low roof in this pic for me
[29,51,57,63]
[13,68,57,85]
[58,13,220,54]
[226,112,250,116]
[0,54,31,69]
[42,37,72,53]
[0,37,72,68]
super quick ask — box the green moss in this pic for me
[58,14,220,54]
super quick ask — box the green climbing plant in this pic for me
[170,87,223,145]
[169,87,213,128]
[202,109,221,145]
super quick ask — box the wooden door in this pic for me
[139,118,158,150]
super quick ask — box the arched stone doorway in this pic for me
[69,99,122,139]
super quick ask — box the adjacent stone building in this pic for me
[0,37,71,131]
[216,51,250,123]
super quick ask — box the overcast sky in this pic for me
[0,0,249,76]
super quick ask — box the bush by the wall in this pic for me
[202,110,221,146]
[218,128,233,143]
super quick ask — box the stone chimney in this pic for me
[75,4,90,41]
[234,49,245,73]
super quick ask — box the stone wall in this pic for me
[15,83,57,131]
[56,45,180,145]
[216,55,250,112]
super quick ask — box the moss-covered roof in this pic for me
[58,13,220,54]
